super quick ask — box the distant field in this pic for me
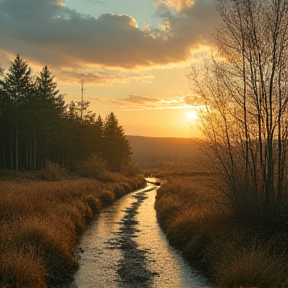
[128,135,203,169]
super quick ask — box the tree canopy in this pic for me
[0,55,132,173]
[102,112,132,171]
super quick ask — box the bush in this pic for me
[121,182,133,193]
[120,162,141,177]
[76,154,107,178]
[99,190,115,207]
[85,195,102,213]
[113,184,126,198]
[41,161,68,181]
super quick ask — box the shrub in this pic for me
[121,182,133,193]
[99,190,115,207]
[132,177,146,190]
[76,154,107,178]
[120,162,141,177]
[113,183,126,198]
[85,195,102,213]
[98,171,123,183]
[41,161,68,181]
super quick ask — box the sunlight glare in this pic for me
[187,111,198,120]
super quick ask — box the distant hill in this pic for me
[127,136,203,169]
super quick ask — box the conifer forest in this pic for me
[0,55,132,172]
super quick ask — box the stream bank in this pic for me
[69,183,209,288]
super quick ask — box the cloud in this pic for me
[56,67,155,85]
[155,0,194,11]
[184,95,204,106]
[123,95,161,104]
[156,0,220,44]
[0,0,219,72]
[94,93,204,110]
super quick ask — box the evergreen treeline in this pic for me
[0,55,131,172]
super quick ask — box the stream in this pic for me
[68,182,210,288]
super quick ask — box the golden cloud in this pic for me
[156,0,194,11]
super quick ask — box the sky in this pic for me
[0,0,220,138]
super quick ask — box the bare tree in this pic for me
[190,0,288,227]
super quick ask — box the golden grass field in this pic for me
[0,173,145,288]
[2,165,288,288]
[154,169,288,288]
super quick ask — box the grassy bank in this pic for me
[0,172,145,288]
[154,171,288,288]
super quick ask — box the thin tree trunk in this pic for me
[15,110,18,172]
[34,128,37,170]
[10,130,13,170]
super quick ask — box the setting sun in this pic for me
[187,111,198,120]
[0,0,218,138]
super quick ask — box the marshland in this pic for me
[2,0,288,287]
[0,170,145,287]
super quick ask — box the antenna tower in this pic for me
[81,80,84,119]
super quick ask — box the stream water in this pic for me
[69,183,210,288]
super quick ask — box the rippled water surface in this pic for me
[70,184,210,288]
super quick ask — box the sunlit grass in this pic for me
[0,174,145,287]
[155,171,288,287]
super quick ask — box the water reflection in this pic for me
[136,188,208,287]
[69,184,210,288]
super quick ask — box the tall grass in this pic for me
[155,171,288,287]
[0,174,145,287]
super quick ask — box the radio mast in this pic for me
[80,80,84,119]
[76,80,89,120]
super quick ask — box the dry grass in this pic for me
[155,171,288,287]
[0,174,145,287]
[213,236,288,288]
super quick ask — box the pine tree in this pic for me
[93,115,104,154]
[0,82,8,169]
[0,55,33,103]
[0,55,34,171]
[102,112,132,171]
[34,66,66,169]
[36,66,65,113]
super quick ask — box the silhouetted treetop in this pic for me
[0,55,132,173]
